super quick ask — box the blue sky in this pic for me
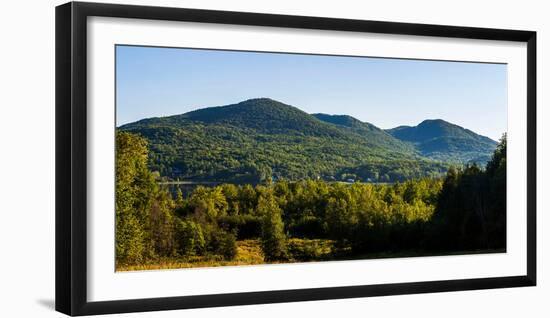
[116,45,507,140]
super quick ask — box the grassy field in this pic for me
[116,239,339,271]
[116,239,504,272]
[117,240,265,271]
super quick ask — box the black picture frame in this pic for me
[55,1,537,316]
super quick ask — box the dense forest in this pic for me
[115,130,506,270]
[119,98,496,183]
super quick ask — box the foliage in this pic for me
[149,189,177,257]
[387,119,497,163]
[427,134,506,251]
[258,192,289,261]
[174,219,205,256]
[217,215,263,239]
[115,132,155,265]
[119,98,461,183]
[186,186,228,221]
[287,239,334,262]
[115,131,506,270]
[207,230,238,261]
[116,132,237,266]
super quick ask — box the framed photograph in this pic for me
[56,1,536,316]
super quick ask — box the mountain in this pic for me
[156,98,339,136]
[119,98,448,183]
[312,113,415,153]
[312,113,377,130]
[386,119,498,163]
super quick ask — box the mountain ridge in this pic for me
[386,118,497,163]
[119,98,497,182]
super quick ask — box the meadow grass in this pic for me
[116,238,504,272]
[117,239,266,271]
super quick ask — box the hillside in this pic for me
[119,98,448,183]
[386,119,498,163]
[312,113,415,153]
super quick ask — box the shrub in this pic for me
[287,239,333,261]
[218,215,262,239]
[288,215,327,238]
[208,230,238,260]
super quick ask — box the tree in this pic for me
[115,132,157,264]
[239,184,258,215]
[149,189,176,257]
[428,136,507,252]
[187,186,228,222]
[174,188,185,212]
[325,185,358,243]
[207,229,238,260]
[485,134,507,248]
[175,219,206,256]
[258,192,288,261]
[220,183,240,215]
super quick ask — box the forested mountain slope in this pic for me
[120,98,495,182]
[386,119,497,163]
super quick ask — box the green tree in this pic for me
[207,229,238,260]
[175,188,185,211]
[325,185,358,243]
[115,132,157,264]
[149,189,176,257]
[238,184,258,215]
[428,135,507,252]
[187,186,228,221]
[258,193,288,261]
[175,219,206,256]
[221,183,240,215]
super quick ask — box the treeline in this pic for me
[115,131,506,267]
[429,136,506,251]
